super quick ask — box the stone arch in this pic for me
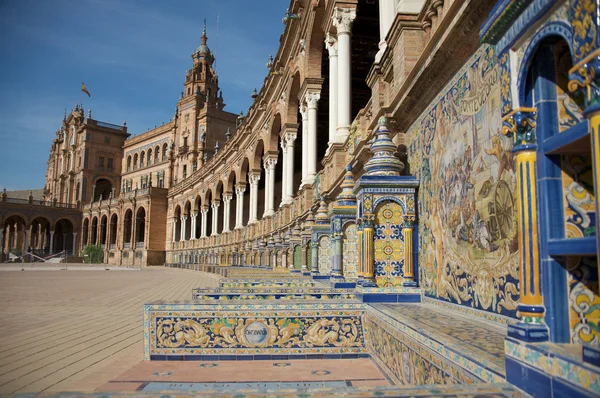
[54,218,74,253]
[215,181,224,234]
[135,207,146,244]
[304,1,326,80]
[517,22,574,106]
[268,113,282,151]
[82,217,90,246]
[183,201,192,240]
[123,209,133,246]
[205,189,213,236]
[251,139,265,171]
[93,178,113,201]
[91,216,98,245]
[2,214,29,256]
[99,214,108,246]
[109,214,118,245]
[173,205,182,242]
[162,143,168,161]
[284,72,302,124]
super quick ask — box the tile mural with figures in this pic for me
[406,45,520,318]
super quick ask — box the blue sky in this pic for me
[0,0,288,190]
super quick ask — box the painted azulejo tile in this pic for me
[561,154,596,239]
[505,338,600,394]
[366,305,506,383]
[374,201,405,287]
[566,256,600,344]
[365,314,481,385]
[144,301,367,359]
[406,45,520,319]
[220,280,316,288]
[422,296,518,325]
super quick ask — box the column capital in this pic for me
[223,193,233,202]
[263,155,278,170]
[325,33,338,57]
[201,206,209,214]
[299,102,308,118]
[248,172,261,184]
[283,131,297,146]
[235,183,247,195]
[191,211,198,217]
[304,91,321,109]
[501,107,537,151]
[332,7,356,35]
[212,199,220,207]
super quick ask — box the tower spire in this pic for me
[201,18,207,45]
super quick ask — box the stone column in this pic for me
[285,133,296,203]
[249,172,260,223]
[49,231,55,253]
[180,216,187,241]
[300,103,309,186]
[222,193,232,232]
[190,212,198,239]
[280,138,288,206]
[375,0,397,63]
[172,218,177,242]
[201,207,209,237]
[72,232,78,256]
[325,33,338,145]
[235,183,246,229]
[305,92,320,183]
[332,7,356,142]
[91,185,96,202]
[263,156,277,217]
[211,200,220,235]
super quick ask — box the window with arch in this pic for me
[140,151,145,168]
[133,153,138,170]
[148,148,153,164]
[162,143,168,161]
[155,145,160,163]
[127,156,132,172]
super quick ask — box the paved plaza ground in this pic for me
[0,266,392,395]
[0,266,222,394]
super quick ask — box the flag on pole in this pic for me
[81,82,91,97]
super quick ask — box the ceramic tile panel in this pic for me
[144,301,367,359]
[318,236,331,275]
[566,256,600,344]
[406,45,520,319]
[374,201,404,287]
[343,223,359,279]
[561,154,596,239]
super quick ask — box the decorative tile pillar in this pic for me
[354,116,419,292]
[570,51,600,261]
[502,108,548,342]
